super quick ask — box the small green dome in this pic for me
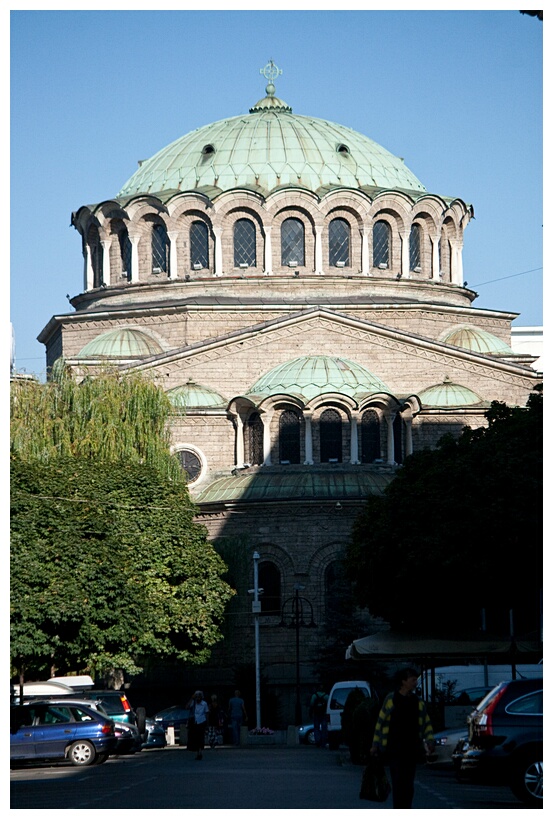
[167,382,227,409]
[418,378,485,408]
[117,95,425,199]
[78,328,163,357]
[441,325,513,356]
[248,355,389,401]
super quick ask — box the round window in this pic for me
[176,449,202,483]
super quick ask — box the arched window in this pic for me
[152,223,170,274]
[176,448,202,483]
[246,412,264,466]
[409,224,421,272]
[393,414,403,465]
[373,220,390,269]
[89,226,103,288]
[329,218,350,267]
[120,228,132,280]
[279,410,300,464]
[190,221,209,270]
[258,561,281,615]
[320,409,342,463]
[234,219,256,267]
[281,218,305,266]
[361,410,381,463]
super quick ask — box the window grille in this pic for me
[320,409,342,463]
[361,410,381,462]
[190,221,209,269]
[259,562,281,615]
[279,410,301,464]
[329,218,350,267]
[373,221,390,268]
[247,413,264,466]
[152,223,170,273]
[409,224,421,272]
[281,218,305,266]
[176,449,202,483]
[120,230,132,280]
[234,219,256,267]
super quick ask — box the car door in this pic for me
[10,706,37,759]
[33,705,77,759]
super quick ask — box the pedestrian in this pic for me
[309,687,329,747]
[228,689,248,746]
[207,694,226,749]
[370,667,435,809]
[186,690,209,760]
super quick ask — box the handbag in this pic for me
[359,757,391,802]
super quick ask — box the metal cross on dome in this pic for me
[260,59,282,90]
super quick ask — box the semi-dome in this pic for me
[167,381,227,409]
[418,378,486,408]
[248,355,389,401]
[118,78,425,199]
[441,325,513,356]
[78,328,163,357]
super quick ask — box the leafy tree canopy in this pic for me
[346,388,542,638]
[10,369,234,679]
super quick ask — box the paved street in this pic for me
[11,744,526,811]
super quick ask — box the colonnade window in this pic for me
[247,412,264,466]
[281,218,305,266]
[279,410,301,464]
[320,409,342,463]
[258,561,281,615]
[234,218,256,267]
[361,409,381,463]
[89,226,103,288]
[120,229,132,280]
[373,220,390,268]
[329,218,350,267]
[190,221,209,269]
[409,224,421,271]
[152,223,170,273]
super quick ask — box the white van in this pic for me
[326,680,375,748]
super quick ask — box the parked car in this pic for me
[154,705,191,735]
[428,728,468,767]
[10,700,117,767]
[142,717,167,749]
[74,690,139,728]
[297,723,316,745]
[460,678,543,807]
[452,686,493,705]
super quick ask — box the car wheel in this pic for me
[93,753,109,765]
[306,729,316,745]
[510,752,543,807]
[68,740,96,766]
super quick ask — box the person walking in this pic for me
[228,689,248,747]
[309,687,329,748]
[207,694,226,749]
[186,690,209,760]
[370,668,435,809]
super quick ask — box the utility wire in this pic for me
[470,266,542,288]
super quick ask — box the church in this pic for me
[38,62,539,721]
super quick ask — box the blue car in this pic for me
[11,700,117,766]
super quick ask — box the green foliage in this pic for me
[346,388,543,637]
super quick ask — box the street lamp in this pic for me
[279,585,316,726]
[249,552,262,729]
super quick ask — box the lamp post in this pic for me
[279,585,316,726]
[251,552,262,729]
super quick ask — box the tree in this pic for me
[346,387,542,638]
[10,369,234,681]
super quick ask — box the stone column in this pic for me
[168,231,179,279]
[386,414,395,465]
[303,412,314,465]
[264,227,273,275]
[234,413,245,468]
[400,231,410,279]
[350,412,360,464]
[314,225,323,274]
[432,236,441,281]
[262,410,273,466]
[100,240,111,286]
[361,229,370,275]
[452,243,463,285]
[130,236,140,283]
[214,228,223,276]
[84,247,93,291]
[404,415,413,457]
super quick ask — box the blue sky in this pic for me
[9,7,543,380]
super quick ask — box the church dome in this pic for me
[441,325,513,356]
[118,73,425,199]
[418,378,486,408]
[78,328,163,357]
[248,355,389,401]
[167,381,227,409]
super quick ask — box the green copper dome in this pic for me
[248,355,389,401]
[441,325,513,356]
[78,328,163,357]
[167,382,227,409]
[418,378,485,408]
[118,79,425,198]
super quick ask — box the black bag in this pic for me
[359,757,391,802]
